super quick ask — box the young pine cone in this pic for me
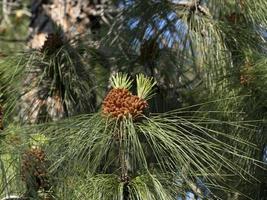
[21,147,50,190]
[102,88,148,119]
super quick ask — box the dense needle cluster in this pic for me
[102,88,148,119]
[21,147,50,190]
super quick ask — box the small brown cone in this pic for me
[21,147,50,190]
[102,88,148,119]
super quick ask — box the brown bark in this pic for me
[28,0,105,49]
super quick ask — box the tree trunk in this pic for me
[28,0,105,49]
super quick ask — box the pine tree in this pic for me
[1,0,267,199]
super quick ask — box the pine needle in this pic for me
[110,73,133,90]
[136,74,156,100]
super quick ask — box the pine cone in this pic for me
[21,147,50,190]
[102,88,148,119]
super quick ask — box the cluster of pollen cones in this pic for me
[21,147,50,190]
[102,88,148,119]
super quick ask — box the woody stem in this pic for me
[119,121,128,182]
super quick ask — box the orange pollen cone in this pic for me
[102,88,148,119]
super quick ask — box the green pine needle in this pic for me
[110,73,133,90]
[136,74,156,100]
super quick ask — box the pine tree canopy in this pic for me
[0,0,267,200]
